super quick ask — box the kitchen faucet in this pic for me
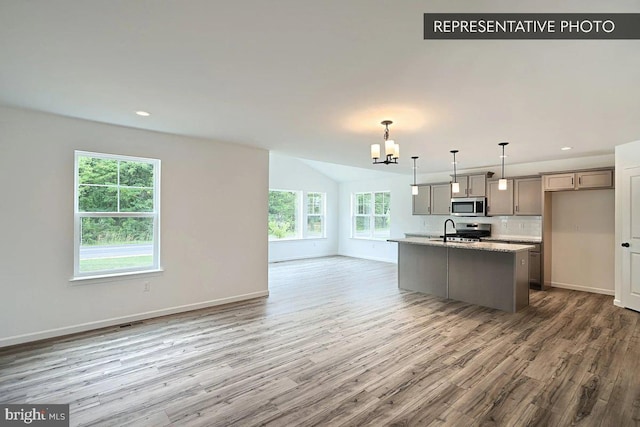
[443,219,455,243]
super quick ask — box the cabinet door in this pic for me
[529,251,541,285]
[412,185,431,215]
[467,174,487,197]
[487,179,514,215]
[543,173,575,191]
[431,184,451,215]
[576,170,613,189]
[514,178,542,215]
[451,176,469,198]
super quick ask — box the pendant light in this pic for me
[450,150,460,194]
[411,156,419,195]
[498,142,509,190]
[371,120,399,165]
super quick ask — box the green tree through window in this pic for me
[75,151,160,277]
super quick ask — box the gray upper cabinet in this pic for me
[431,183,451,215]
[487,179,514,216]
[467,174,487,197]
[412,184,432,215]
[576,170,613,189]
[514,177,542,215]
[451,176,468,198]
[542,173,574,191]
[543,169,613,191]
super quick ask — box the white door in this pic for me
[621,166,640,312]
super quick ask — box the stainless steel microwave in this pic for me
[451,197,486,217]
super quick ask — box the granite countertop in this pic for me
[389,237,535,253]
[481,236,542,244]
[404,233,542,244]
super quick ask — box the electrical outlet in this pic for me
[144,282,150,292]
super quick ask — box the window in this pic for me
[352,191,391,239]
[74,151,160,278]
[306,192,325,238]
[268,190,325,240]
[268,190,300,240]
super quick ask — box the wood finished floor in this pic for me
[1,256,639,426]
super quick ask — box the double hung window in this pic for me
[352,191,391,239]
[74,151,160,278]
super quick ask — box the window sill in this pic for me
[70,268,164,284]
[269,237,327,242]
[350,237,391,242]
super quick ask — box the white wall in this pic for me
[268,153,339,262]
[0,107,269,347]
[551,189,615,295]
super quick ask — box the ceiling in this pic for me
[1,0,639,177]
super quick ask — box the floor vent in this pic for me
[119,321,143,328]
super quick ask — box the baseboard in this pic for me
[614,298,623,307]
[269,252,338,263]
[0,290,269,348]
[550,281,615,296]
[339,253,397,263]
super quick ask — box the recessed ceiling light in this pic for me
[561,146,572,151]
[135,111,151,117]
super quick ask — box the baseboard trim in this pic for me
[337,253,396,263]
[550,281,615,296]
[0,290,269,348]
[614,298,623,307]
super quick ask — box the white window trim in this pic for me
[351,191,391,240]
[268,190,327,241]
[73,150,161,280]
[305,191,326,239]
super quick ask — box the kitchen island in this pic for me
[389,237,533,312]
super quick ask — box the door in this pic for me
[514,178,542,215]
[576,170,613,189]
[487,179,514,216]
[451,176,469,198]
[412,185,431,215]
[468,174,487,197]
[543,173,575,191]
[431,184,451,215]
[621,166,640,311]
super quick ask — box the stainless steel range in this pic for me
[447,223,491,242]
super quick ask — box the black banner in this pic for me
[424,13,640,39]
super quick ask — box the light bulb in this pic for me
[371,144,380,159]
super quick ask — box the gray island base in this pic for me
[389,238,533,313]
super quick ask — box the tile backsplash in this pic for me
[418,215,542,239]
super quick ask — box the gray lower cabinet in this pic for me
[487,179,514,216]
[431,183,451,215]
[487,240,541,288]
[529,249,541,286]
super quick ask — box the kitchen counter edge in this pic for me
[389,237,535,253]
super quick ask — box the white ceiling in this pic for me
[1,0,639,177]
